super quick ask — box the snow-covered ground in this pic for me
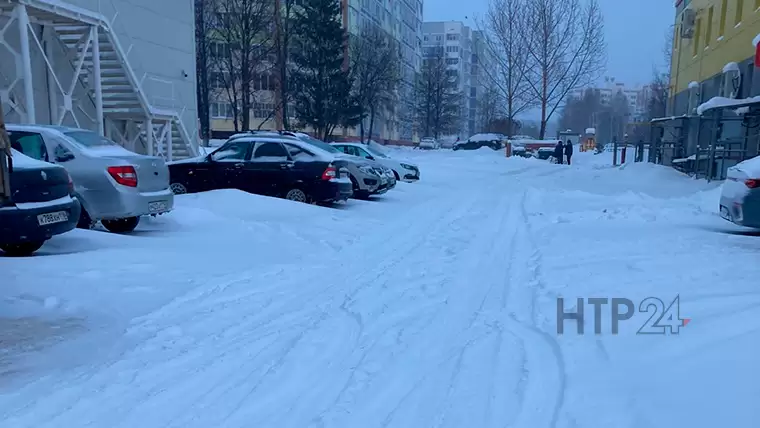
[1,148,759,427]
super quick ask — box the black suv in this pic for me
[168,134,353,204]
[0,150,81,256]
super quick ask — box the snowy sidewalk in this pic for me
[1,149,758,428]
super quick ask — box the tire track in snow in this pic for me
[136,191,484,428]
[502,188,567,428]
[1,194,479,428]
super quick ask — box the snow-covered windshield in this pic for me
[365,144,388,158]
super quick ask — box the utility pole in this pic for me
[0,102,11,203]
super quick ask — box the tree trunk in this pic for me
[194,0,210,145]
[368,106,376,143]
[359,118,365,143]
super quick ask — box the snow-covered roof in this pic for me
[697,96,760,115]
[688,81,700,89]
[723,62,740,73]
[585,127,596,134]
[467,133,505,142]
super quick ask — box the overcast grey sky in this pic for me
[424,0,675,88]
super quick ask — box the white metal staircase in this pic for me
[0,0,198,160]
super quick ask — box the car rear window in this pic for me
[65,131,118,147]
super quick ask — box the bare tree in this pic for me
[208,0,274,132]
[349,26,402,142]
[558,87,601,134]
[415,47,463,138]
[482,0,533,136]
[195,0,213,145]
[478,84,502,132]
[273,0,299,129]
[522,0,606,139]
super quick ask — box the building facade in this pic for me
[209,0,424,143]
[662,0,760,176]
[0,0,198,159]
[421,21,475,138]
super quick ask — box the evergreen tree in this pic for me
[289,0,360,140]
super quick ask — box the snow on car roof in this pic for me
[467,133,505,142]
[732,155,760,177]
[8,149,60,169]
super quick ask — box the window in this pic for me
[212,142,249,161]
[719,0,728,36]
[283,143,314,161]
[692,17,701,56]
[736,0,745,25]
[356,147,373,159]
[446,58,459,65]
[9,132,48,161]
[446,33,458,40]
[64,131,117,148]
[210,102,233,118]
[252,142,289,161]
[705,6,713,47]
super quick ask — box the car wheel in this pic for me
[285,188,309,203]
[170,183,187,195]
[77,207,94,229]
[101,216,140,233]
[0,240,45,257]
[392,170,400,181]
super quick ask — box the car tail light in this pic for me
[321,165,336,180]
[745,179,759,189]
[108,165,138,187]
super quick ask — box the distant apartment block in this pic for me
[421,21,492,138]
[570,77,649,123]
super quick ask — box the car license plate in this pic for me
[149,201,168,213]
[37,211,68,226]
[720,206,732,221]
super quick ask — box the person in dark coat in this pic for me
[564,139,574,165]
[554,141,564,164]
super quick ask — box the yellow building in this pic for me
[670,0,760,114]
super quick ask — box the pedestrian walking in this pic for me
[564,139,573,165]
[554,141,564,164]
[635,139,644,162]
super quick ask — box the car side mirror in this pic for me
[55,152,74,162]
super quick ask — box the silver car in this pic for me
[6,124,173,233]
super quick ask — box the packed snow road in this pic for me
[1,148,758,428]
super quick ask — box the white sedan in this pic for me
[719,155,760,228]
[331,142,420,182]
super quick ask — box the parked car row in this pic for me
[1,124,174,256]
[168,131,420,204]
[0,126,422,256]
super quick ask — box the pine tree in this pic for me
[289,0,360,140]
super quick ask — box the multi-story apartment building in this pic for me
[346,0,423,142]
[209,0,424,143]
[570,77,646,122]
[421,21,476,138]
[0,0,198,160]
[470,29,493,135]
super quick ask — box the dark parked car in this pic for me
[168,134,353,204]
[0,150,81,256]
[453,133,506,151]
